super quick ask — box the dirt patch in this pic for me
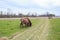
[0,37,9,40]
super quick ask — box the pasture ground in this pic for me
[0,17,60,40]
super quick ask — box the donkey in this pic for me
[20,17,32,28]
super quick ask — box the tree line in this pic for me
[0,11,55,18]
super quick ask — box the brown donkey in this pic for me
[20,18,32,28]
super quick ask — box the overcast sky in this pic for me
[0,0,60,16]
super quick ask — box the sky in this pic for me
[0,0,60,16]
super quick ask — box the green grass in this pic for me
[0,18,40,37]
[0,20,20,37]
[48,18,60,40]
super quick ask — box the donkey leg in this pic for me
[29,22,32,27]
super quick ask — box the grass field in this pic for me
[0,17,60,40]
[48,18,60,40]
[0,18,40,37]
